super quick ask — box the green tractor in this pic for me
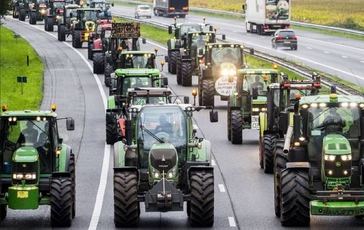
[103,50,154,87]
[106,69,168,144]
[274,89,364,226]
[57,3,80,41]
[227,68,280,144]
[12,0,29,20]
[259,74,321,173]
[198,43,245,107]
[71,8,101,48]
[113,103,218,227]
[28,0,48,25]
[44,0,66,32]
[166,20,213,74]
[0,106,76,227]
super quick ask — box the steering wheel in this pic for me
[155,132,170,141]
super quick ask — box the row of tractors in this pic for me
[165,18,364,227]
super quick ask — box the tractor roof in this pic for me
[176,23,204,27]
[121,51,154,55]
[128,87,172,96]
[238,69,278,75]
[115,68,160,77]
[300,94,364,104]
[1,110,57,117]
[65,4,80,9]
[207,43,243,48]
[76,7,101,11]
[188,31,215,35]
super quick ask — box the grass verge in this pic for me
[0,26,43,110]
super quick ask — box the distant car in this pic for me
[135,5,152,19]
[271,29,297,50]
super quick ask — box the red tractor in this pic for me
[88,19,112,60]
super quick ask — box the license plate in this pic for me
[284,41,291,44]
[17,191,28,199]
[251,116,259,129]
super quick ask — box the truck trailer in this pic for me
[153,0,189,18]
[243,0,290,35]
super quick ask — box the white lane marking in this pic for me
[211,159,216,166]
[324,51,330,54]
[12,18,111,230]
[228,216,237,227]
[300,36,364,53]
[361,60,364,63]
[218,184,226,193]
[146,39,167,50]
[228,37,364,81]
[306,46,312,50]
[342,55,348,58]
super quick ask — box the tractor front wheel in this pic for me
[69,153,76,218]
[50,177,73,227]
[181,61,193,86]
[29,12,36,24]
[169,50,178,74]
[231,110,243,144]
[176,58,182,85]
[263,134,276,174]
[45,17,54,31]
[104,64,114,87]
[87,42,93,60]
[0,204,7,222]
[58,25,66,41]
[93,53,104,74]
[19,9,26,21]
[72,31,82,48]
[189,170,214,227]
[227,109,231,141]
[274,145,287,218]
[114,171,140,227]
[280,169,310,226]
[201,80,215,106]
[106,113,119,145]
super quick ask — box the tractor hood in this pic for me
[252,96,267,105]
[149,143,178,172]
[323,134,351,155]
[12,147,39,163]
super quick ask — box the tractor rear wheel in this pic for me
[181,62,193,86]
[201,80,215,106]
[104,64,114,87]
[106,113,119,145]
[69,153,76,219]
[58,25,66,41]
[50,178,73,227]
[93,53,104,74]
[19,9,26,21]
[87,42,93,60]
[72,31,82,48]
[0,204,7,221]
[169,50,178,74]
[176,58,182,85]
[45,17,54,31]
[231,110,243,144]
[12,8,18,18]
[29,12,36,24]
[114,171,139,227]
[280,169,310,226]
[227,109,231,141]
[274,146,287,218]
[263,134,276,174]
[189,170,214,227]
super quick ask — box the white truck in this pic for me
[243,0,290,35]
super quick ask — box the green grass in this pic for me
[0,26,43,110]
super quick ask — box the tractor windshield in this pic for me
[0,117,52,173]
[131,96,169,105]
[121,77,152,95]
[53,2,64,9]
[78,10,98,21]
[242,74,272,95]
[191,33,213,52]
[211,47,241,66]
[123,54,154,68]
[180,24,202,35]
[138,106,187,151]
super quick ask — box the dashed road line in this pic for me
[218,184,226,193]
[228,216,237,227]
[211,159,216,166]
[342,55,348,58]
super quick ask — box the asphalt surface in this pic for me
[3,10,364,230]
[112,5,364,87]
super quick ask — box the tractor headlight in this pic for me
[12,173,36,180]
[40,9,46,15]
[341,155,352,161]
[252,108,259,112]
[154,172,160,179]
[220,66,236,76]
[13,173,24,180]
[324,155,336,161]
[167,172,173,179]
[261,108,267,112]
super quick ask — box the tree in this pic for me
[0,0,12,16]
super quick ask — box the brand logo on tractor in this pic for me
[336,161,342,167]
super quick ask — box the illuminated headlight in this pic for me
[13,173,37,180]
[328,170,333,175]
[25,173,36,180]
[220,67,236,76]
[40,9,46,15]
[299,136,305,142]
[310,103,318,108]
[13,173,24,180]
[350,102,358,108]
[359,103,364,109]
[341,102,349,108]
[301,104,309,109]
[56,15,61,19]
[167,172,173,178]
[154,172,160,178]
[324,155,336,161]
[261,108,267,112]
[343,170,349,175]
[319,103,326,108]
[252,108,259,112]
[341,155,352,161]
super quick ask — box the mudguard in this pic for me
[188,139,211,162]
[107,95,116,109]
[113,141,126,168]
[93,38,102,49]
[58,144,72,172]
[167,38,176,50]
[228,91,240,109]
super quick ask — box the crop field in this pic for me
[0,26,43,110]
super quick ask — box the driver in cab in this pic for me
[320,108,345,133]
[154,115,173,134]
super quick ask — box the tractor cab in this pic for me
[126,87,173,106]
[59,3,79,26]
[28,0,48,24]
[118,51,156,69]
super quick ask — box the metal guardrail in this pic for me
[115,12,354,95]
[114,0,364,36]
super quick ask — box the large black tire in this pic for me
[29,12,36,24]
[169,50,178,74]
[181,62,193,87]
[274,146,287,217]
[263,134,276,174]
[114,171,139,227]
[200,80,215,106]
[231,110,243,144]
[280,169,310,226]
[106,113,119,145]
[104,64,113,87]
[88,42,93,60]
[0,204,7,221]
[50,178,73,227]
[12,8,19,18]
[69,153,76,219]
[58,25,66,41]
[227,110,231,141]
[189,170,214,227]
[93,53,104,74]
[72,31,82,48]
[176,58,182,85]
[19,9,26,21]
[45,17,54,31]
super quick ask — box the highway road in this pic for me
[112,5,364,87]
[2,9,364,230]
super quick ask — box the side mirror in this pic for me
[210,110,218,122]
[142,38,146,44]
[111,2,114,7]
[222,34,226,40]
[183,96,189,104]
[168,25,173,34]
[209,25,213,31]
[164,56,169,62]
[198,49,203,55]
[242,4,246,11]
[110,76,117,89]
[66,117,75,131]
[252,87,258,100]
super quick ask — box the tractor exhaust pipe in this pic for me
[283,126,293,154]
